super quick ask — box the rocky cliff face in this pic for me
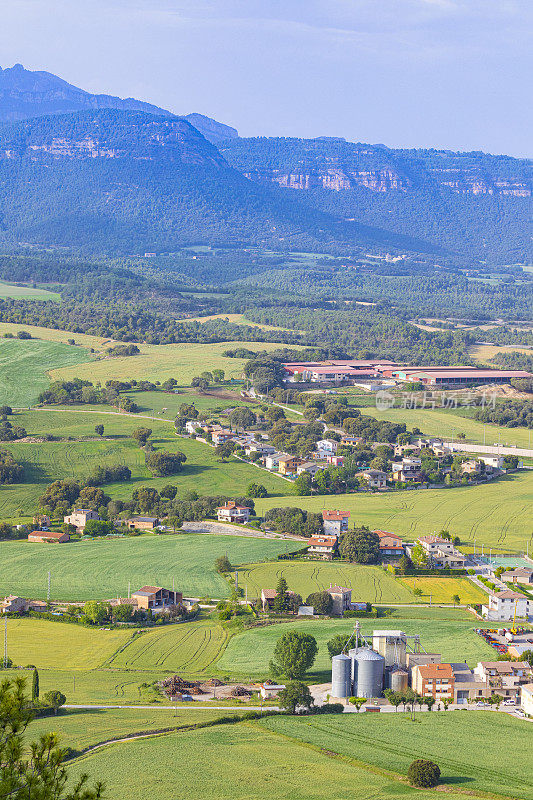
[0,110,227,168]
[222,138,532,198]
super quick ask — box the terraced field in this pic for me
[236,560,414,603]
[255,471,533,552]
[105,620,229,674]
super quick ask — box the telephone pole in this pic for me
[47,571,51,602]
[3,616,7,668]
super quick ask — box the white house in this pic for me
[216,502,252,524]
[296,461,322,477]
[63,509,100,533]
[265,453,284,470]
[416,536,466,569]
[322,509,350,537]
[316,439,338,454]
[185,420,202,435]
[307,535,338,559]
[482,590,533,621]
[480,455,505,470]
[358,469,387,489]
[521,683,533,715]
[392,457,422,482]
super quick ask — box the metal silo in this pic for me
[353,648,384,699]
[389,667,408,692]
[331,654,352,699]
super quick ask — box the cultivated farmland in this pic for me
[0,534,289,601]
[0,339,91,406]
[236,560,414,603]
[2,618,131,669]
[0,281,60,300]
[68,722,471,800]
[217,608,496,680]
[260,712,533,800]
[397,576,487,604]
[255,471,533,552]
[105,619,229,674]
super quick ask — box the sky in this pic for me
[1,0,531,157]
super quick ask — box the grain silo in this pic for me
[331,654,352,699]
[372,630,407,667]
[351,647,385,699]
[388,667,409,692]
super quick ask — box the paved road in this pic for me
[65,704,277,711]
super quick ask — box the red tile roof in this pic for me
[418,663,454,679]
[29,530,67,539]
[322,510,350,520]
[308,536,337,547]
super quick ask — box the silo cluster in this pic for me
[331,647,385,700]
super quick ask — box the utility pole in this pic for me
[128,582,131,599]
[3,615,7,668]
[47,571,51,602]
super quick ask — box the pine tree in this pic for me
[273,575,289,612]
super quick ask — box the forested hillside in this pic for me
[221,137,532,261]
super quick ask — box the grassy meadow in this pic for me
[236,560,414,603]
[216,607,495,680]
[0,534,289,601]
[0,409,289,519]
[50,340,295,385]
[260,712,533,800]
[363,405,533,450]
[0,339,91,406]
[68,721,475,800]
[255,471,533,552]
[0,281,60,300]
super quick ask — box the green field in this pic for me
[51,340,295,385]
[0,339,91,406]
[255,471,533,552]
[236,560,414,603]
[122,388,244,418]
[363,406,533,450]
[3,618,131,669]
[0,534,289,601]
[105,619,229,674]
[68,721,471,800]
[29,707,239,753]
[217,607,495,680]
[0,409,289,519]
[260,712,533,800]
[0,281,60,300]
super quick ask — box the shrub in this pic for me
[407,760,441,788]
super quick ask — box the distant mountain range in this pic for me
[0,64,238,144]
[0,63,530,261]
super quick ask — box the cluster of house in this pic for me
[260,582,355,616]
[27,510,165,542]
[282,360,532,388]
[306,510,404,561]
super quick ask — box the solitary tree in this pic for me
[305,591,333,615]
[272,576,290,613]
[132,427,152,446]
[43,690,67,716]
[339,526,380,564]
[215,555,232,573]
[348,696,366,712]
[94,425,104,437]
[452,594,460,606]
[270,630,318,680]
[277,681,313,714]
[407,760,441,788]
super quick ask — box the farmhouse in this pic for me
[260,588,297,611]
[1,596,46,613]
[461,459,482,475]
[217,501,251,524]
[185,420,202,435]
[28,530,70,543]
[307,535,338,559]
[63,509,100,533]
[259,682,285,699]
[373,530,404,557]
[328,584,352,616]
[124,517,160,531]
[212,429,234,446]
[130,585,182,611]
[322,509,350,537]
[32,514,50,528]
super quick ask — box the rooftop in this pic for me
[322,510,350,520]
[308,536,337,547]
[418,663,454,679]
[329,584,351,594]
[30,530,67,538]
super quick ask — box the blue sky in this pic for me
[1,0,531,156]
